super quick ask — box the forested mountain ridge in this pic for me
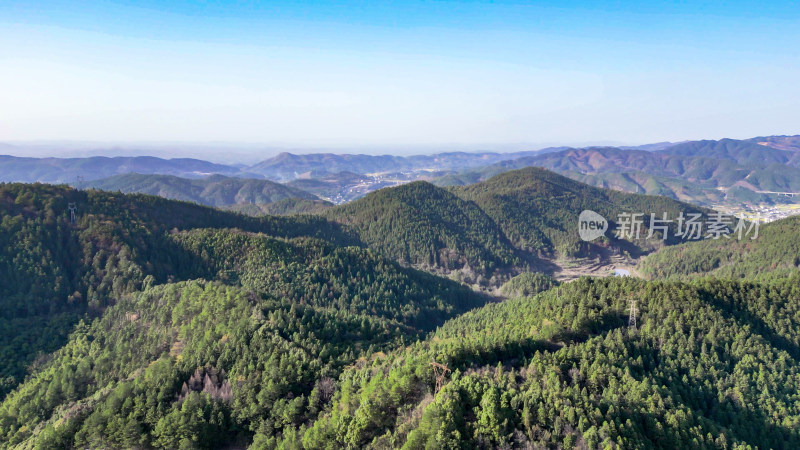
[247,150,561,181]
[638,214,800,280]
[0,183,489,448]
[660,138,800,166]
[0,183,358,397]
[169,228,484,329]
[449,167,709,257]
[227,198,333,216]
[322,167,711,286]
[287,274,800,449]
[749,135,800,152]
[2,177,800,449]
[82,173,319,208]
[324,180,520,285]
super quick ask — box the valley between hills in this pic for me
[1,136,800,449]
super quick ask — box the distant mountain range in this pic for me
[0,148,564,184]
[247,148,567,181]
[82,173,318,209]
[2,135,799,208]
[748,134,800,152]
[435,138,800,207]
[0,155,240,184]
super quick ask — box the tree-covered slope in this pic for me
[169,229,484,329]
[499,272,559,297]
[83,173,319,208]
[227,198,333,216]
[322,168,710,286]
[3,178,800,449]
[0,281,419,448]
[0,213,485,448]
[638,215,800,280]
[450,167,710,257]
[0,183,355,396]
[289,274,800,449]
[324,181,520,283]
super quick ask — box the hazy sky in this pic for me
[1,1,799,152]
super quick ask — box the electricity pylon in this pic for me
[628,298,638,330]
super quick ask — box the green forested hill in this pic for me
[2,179,800,449]
[660,138,800,166]
[170,229,483,329]
[227,198,333,216]
[450,167,710,257]
[324,181,520,284]
[0,232,484,448]
[0,183,356,396]
[83,173,319,208]
[0,281,415,448]
[0,183,487,448]
[6,267,800,449]
[638,215,800,280]
[288,275,800,449]
[323,168,710,286]
[499,272,559,297]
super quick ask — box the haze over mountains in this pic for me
[2,136,799,215]
[436,138,800,209]
[0,155,241,184]
[0,148,563,184]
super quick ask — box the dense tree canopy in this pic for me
[2,179,800,449]
[639,215,800,280]
[325,168,712,287]
[291,275,800,449]
[0,183,352,397]
[325,181,519,284]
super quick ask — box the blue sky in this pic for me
[1,1,798,152]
